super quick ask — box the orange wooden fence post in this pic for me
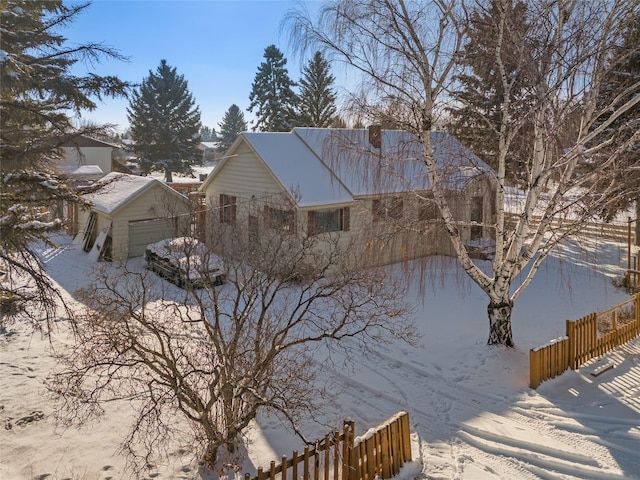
[400,411,411,463]
[304,445,311,480]
[343,420,355,480]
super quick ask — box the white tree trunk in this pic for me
[487,299,514,347]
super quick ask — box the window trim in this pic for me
[372,197,403,222]
[219,194,237,225]
[307,207,350,236]
[264,205,295,234]
[418,195,439,222]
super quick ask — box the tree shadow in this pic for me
[536,338,640,477]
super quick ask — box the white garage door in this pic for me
[128,218,176,257]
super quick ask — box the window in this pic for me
[470,196,483,240]
[418,196,439,222]
[220,194,237,224]
[264,206,295,233]
[307,208,350,235]
[248,215,259,243]
[372,197,403,222]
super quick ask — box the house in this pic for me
[70,173,191,261]
[200,127,496,267]
[58,135,120,177]
[198,142,221,166]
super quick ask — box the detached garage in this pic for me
[75,173,191,261]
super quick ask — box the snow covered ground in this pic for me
[1,233,639,480]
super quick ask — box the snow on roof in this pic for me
[242,132,354,208]
[63,134,119,149]
[294,128,491,196]
[294,128,430,196]
[84,173,165,215]
[209,128,492,208]
[57,165,104,175]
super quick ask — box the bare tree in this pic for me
[286,0,640,347]
[49,217,415,475]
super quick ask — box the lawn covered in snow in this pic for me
[1,233,638,480]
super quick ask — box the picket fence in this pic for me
[246,411,411,480]
[530,293,640,388]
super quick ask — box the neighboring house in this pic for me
[70,173,191,261]
[59,135,120,177]
[200,127,496,267]
[198,142,220,165]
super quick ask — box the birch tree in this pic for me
[287,0,640,347]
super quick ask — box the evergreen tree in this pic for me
[248,45,298,132]
[297,51,337,127]
[591,15,640,239]
[200,125,217,142]
[331,116,348,128]
[446,0,535,185]
[217,104,248,152]
[127,59,202,182]
[0,0,129,322]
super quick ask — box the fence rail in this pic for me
[530,293,640,388]
[248,411,411,480]
[505,213,636,245]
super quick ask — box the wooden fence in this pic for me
[626,253,640,290]
[247,411,411,480]
[505,213,636,245]
[530,293,640,388]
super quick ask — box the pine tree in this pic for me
[127,59,202,182]
[446,0,535,185]
[0,0,129,322]
[297,51,337,127]
[200,126,217,142]
[217,104,248,152]
[248,45,298,132]
[591,15,640,240]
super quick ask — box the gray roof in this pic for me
[242,132,353,208]
[295,128,491,195]
[84,173,184,215]
[206,128,491,208]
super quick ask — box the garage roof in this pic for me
[84,173,184,215]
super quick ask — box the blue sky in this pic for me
[63,0,321,132]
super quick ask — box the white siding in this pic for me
[202,137,494,268]
[76,184,190,261]
[109,185,189,260]
[208,144,284,198]
[62,146,113,174]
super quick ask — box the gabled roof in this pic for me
[202,128,492,208]
[84,173,186,216]
[241,132,353,207]
[58,165,104,176]
[63,134,119,149]
[295,128,492,194]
